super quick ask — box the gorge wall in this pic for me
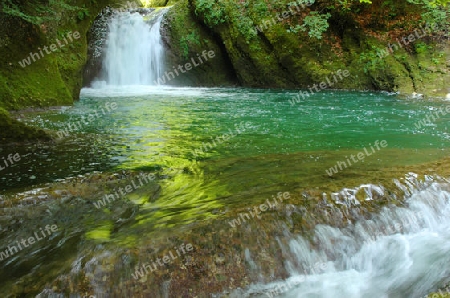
[164,0,450,94]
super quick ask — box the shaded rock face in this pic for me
[83,7,117,87]
[0,12,72,111]
[155,0,448,96]
[159,4,238,87]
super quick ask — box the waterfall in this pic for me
[102,10,165,86]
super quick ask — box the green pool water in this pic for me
[4,87,449,186]
[2,87,450,297]
[1,87,448,228]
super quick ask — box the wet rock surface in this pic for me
[1,157,449,297]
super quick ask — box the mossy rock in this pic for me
[0,108,51,143]
[160,0,237,86]
[179,0,450,95]
[0,0,135,141]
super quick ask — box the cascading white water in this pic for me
[238,177,450,298]
[102,11,164,85]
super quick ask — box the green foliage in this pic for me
[359,46,386,73]
[194,0,228,27]
[406,0,449,30]
[289,12,331,39]
[415,42,430,54]
[194,0,256,42]
[179,31,201,58]
[252,1,269,18]
[429,0,450,6]
[2,0,86,25]
[231,2,257,42]
[77,6,90,21]
[194,0,449,42]
[2,0,45,25]
[329,0,371,12]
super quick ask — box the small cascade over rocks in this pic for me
[227,174,450,298]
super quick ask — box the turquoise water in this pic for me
[2,86,449,227]
[3,87,449,193]
[2,87,450,297]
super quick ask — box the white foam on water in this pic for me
[101,11,164,86]
[238,181,450,298]
[80,85,212,98]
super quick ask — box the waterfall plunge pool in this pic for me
[1,87,450,297]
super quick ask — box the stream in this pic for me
[1,7,450,297]
[1,86,450,297]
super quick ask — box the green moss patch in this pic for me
[0,107,51,142]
